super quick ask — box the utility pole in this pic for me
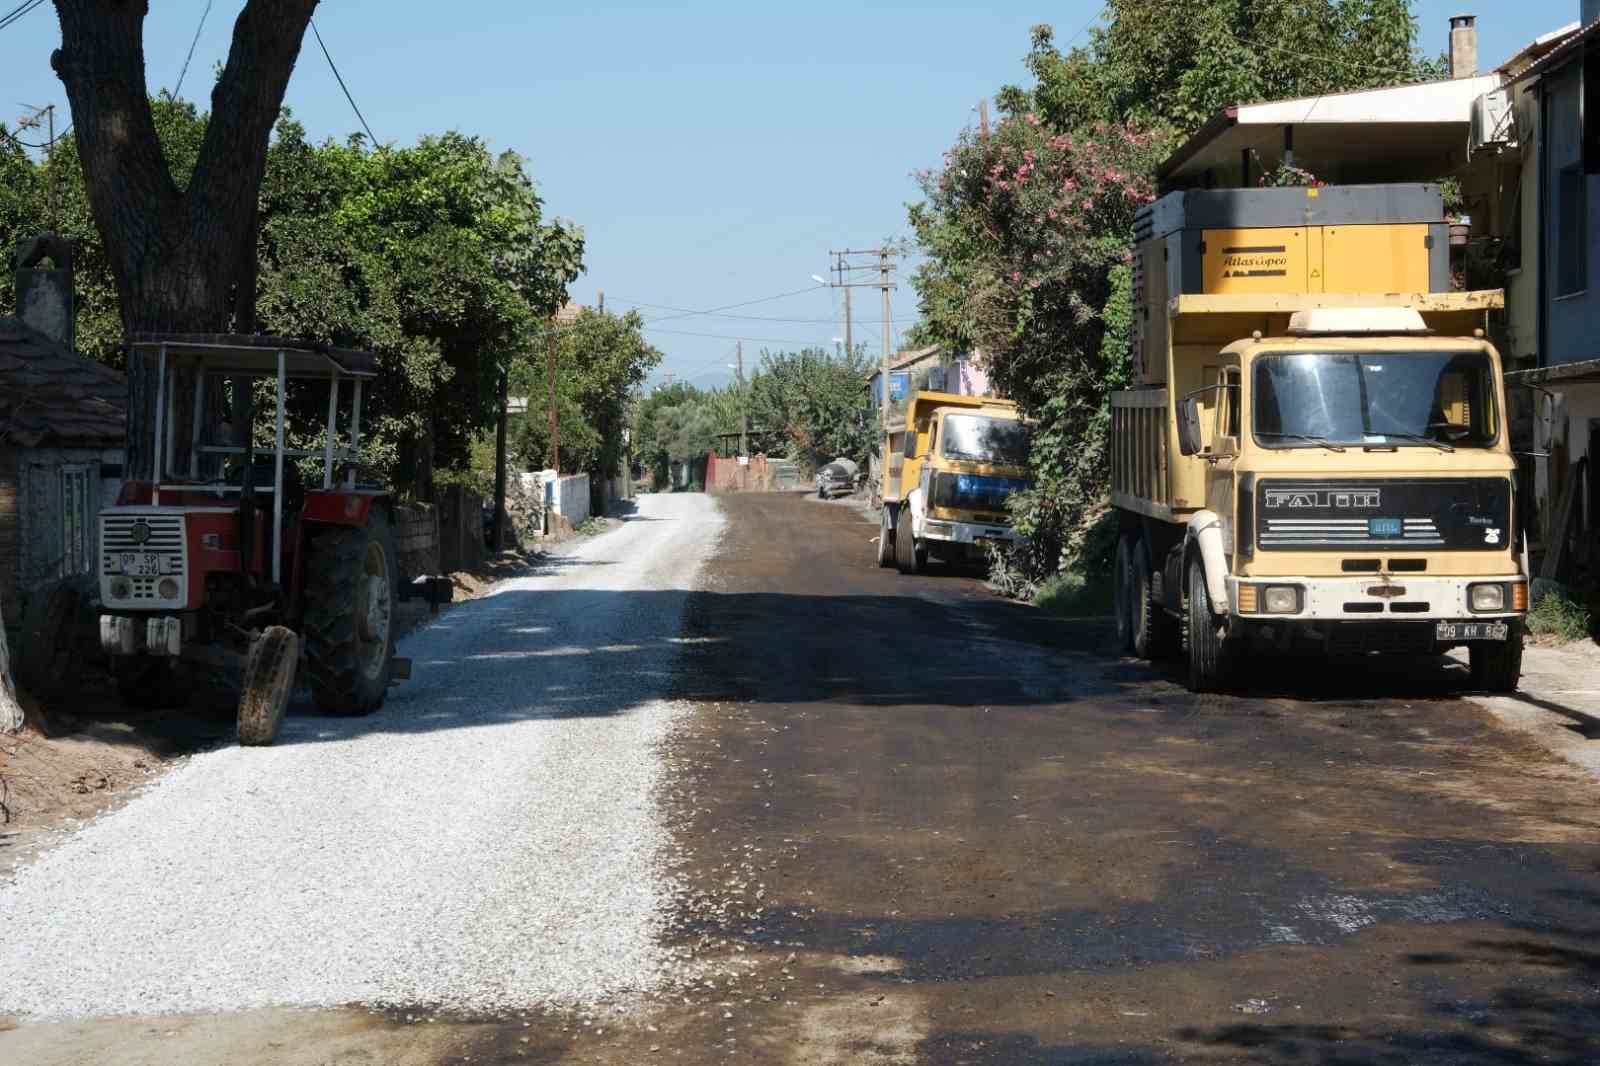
[19,104,56,225]
[493,361,509,550]
[978,98,990,136]
[546,316,560,472]
[819,247,898,489]
[735,340,748,457]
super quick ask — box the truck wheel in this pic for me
[238,626,298,746]
[895,507,925,575]
[1469,623,1523,693]
[1113,533,1136,653]
[303,508,400,715]
[876,506,897,569]
[19,579,81,697]
[1133,538,1178,659]
[1186,558,1234,693]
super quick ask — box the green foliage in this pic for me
[1033,570,1115,617]
[0,99,586,499]
[1526,590,1593,643]
[913,2,1440,587]
[509,309,661,477]
[746,347,873,471]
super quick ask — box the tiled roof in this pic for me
[0,317,126,447]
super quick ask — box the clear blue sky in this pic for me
[0,1,1583,389]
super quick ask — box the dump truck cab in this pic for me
[876,391,1030,574]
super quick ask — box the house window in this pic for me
[1557,163,1587,296]
[60,464,93,577]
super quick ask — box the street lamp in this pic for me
[810,274,828,286]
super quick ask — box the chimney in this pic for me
[1449,14,1478,79]
[14,234,75,351]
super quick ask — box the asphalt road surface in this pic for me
[4,490,1598,1065]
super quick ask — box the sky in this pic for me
[0,1,1585,390]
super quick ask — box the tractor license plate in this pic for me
[112,551,166,577]
[1436,621,1509,642]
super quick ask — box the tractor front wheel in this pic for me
[238,626,298,746]
[303,508,400,715]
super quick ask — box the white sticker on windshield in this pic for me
[1484,528,1501,545]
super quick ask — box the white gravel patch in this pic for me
[0,493,724,1019]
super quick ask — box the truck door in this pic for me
[1208,368,1241,553]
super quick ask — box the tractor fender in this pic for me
[301,490,385,528]
[1184,510,1231,615]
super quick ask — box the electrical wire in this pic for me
[610,284,826,325]
[641,324,840,344]
[173,0,215,98]
[309,18,378,144]
[612,297,907,326]
[4,123,71,150]
[0,0,45,33]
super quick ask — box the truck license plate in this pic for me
[113,551,165,577]
[1436,621,1508,642]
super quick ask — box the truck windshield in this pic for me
[940,415,1029,465]
[1253,351,1498,449]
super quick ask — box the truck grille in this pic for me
[1255,479,1510,552]
[101,514,186,603]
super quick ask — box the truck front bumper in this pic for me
[919,518,1020,546]
[1226,574,1525,623]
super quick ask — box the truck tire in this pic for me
[895,507,926,575]
[1186,558,1234,693]
[1469,623,1523,693]
[876,506,897,569]
[1133,538,1178,659]
[1113,533,1136,653]
[303,508,399,715]
[238,626,298,746]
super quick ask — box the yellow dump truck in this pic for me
[1112,183,1528,692]
[877,392,1030,574]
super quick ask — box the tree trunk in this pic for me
[0,590,23,735]
[50,0,319,479]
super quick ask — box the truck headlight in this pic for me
[1262,586,1301,615]
[158,578,180,601]
[1469,583,1506,612]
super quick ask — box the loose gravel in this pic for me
[0,493,724,1019]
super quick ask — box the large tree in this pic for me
[49,0,320,477]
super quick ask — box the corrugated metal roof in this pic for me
[1510,18,1599,85]
[0,317,126,447]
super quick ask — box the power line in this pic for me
[611,297,908,326]
[0,0,45,33]
[609,284,826,325]
[3,123,69,151]
[173,0,215,98]
[640,324,839,345]
[309,18,378,145]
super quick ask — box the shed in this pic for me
[0,316,126,626]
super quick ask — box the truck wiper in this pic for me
[1257,432,1347,452]
[1373,431,1454,453]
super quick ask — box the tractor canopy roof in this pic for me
[128,333,379,380]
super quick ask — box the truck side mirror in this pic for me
[902,432,917,459]
[1177,398,1204,457]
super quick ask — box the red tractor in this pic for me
[95,334,411,745]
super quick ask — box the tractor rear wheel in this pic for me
[303,508,399,715]
[238,626,298,746]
